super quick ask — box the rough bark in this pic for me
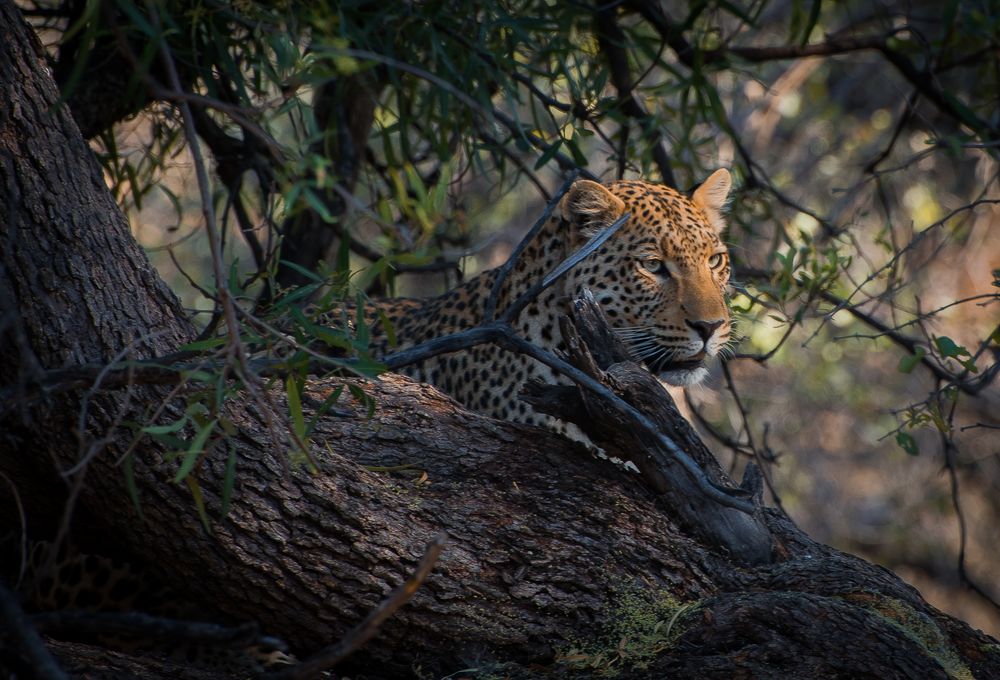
[1,3,1000,679]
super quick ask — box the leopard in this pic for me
[341,169,734,435]
[3,173,732,671]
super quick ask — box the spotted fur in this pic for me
[348,170,733,433]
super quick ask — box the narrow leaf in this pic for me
[896,431,919,456]
[897,348,926,374]
[122,452,144,521]
[286,376,306,438]
[142,417,188,435]
[174,418,217,483]
[185,476,212,533]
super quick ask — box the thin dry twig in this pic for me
[269,534,447,679]
[146,2,292,461]
[940,422,1000,614]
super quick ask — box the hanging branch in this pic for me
[594,3,677,188]
[629,2,1000,144]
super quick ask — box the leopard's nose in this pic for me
[686,319,724,342]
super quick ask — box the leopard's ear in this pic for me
[560,180,626,238]
[692,168,732,233]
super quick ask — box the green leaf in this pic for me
[179,337,227,352]
[354,292,371,349]
[348,383,376,418]
[376,308,398,348]
[897,347,926,374]
[307,384,346,436]
[716,0,757,25]
[270,281,325,312]
[934,335,970,359]
[801,0,822,46]
[896,431,919,456]
[566,132,589,167]
[227,258,241,295]
[934,335,976,371]
[335,231,353,275]
[143,417,188,435]
[286,375,306,439]
[353,258,388,295]
[174,418,217,483]
[534,139,563,169]
[185,476,212,533]
[278,259,324,283]
[122,452,144,521]
[182,370,217,383]
[347,354,387,378]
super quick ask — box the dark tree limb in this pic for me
[29,612,284,652]
[0,581,67,680]
[274,72,383,293]
[595,3,677,188]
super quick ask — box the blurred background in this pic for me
[23,0,1000,635]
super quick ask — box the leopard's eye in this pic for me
[640,258,669,277]
[708,253,726,269]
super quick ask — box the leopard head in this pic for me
[560,169,733,385]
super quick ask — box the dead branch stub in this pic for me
[522,291,773,565]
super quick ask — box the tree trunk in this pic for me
[273,74,382,293]
[1,3,999,679]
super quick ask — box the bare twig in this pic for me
[630,3,1000,143]
[147,3,243,367]
[818,289,971,393]
[499,211,631,324]
[941,425,1000,613]
[146,2,293,461]
[485,172,579,322]
[0,471,27,589]
[721,361,783,511]
[735,265,999,396]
